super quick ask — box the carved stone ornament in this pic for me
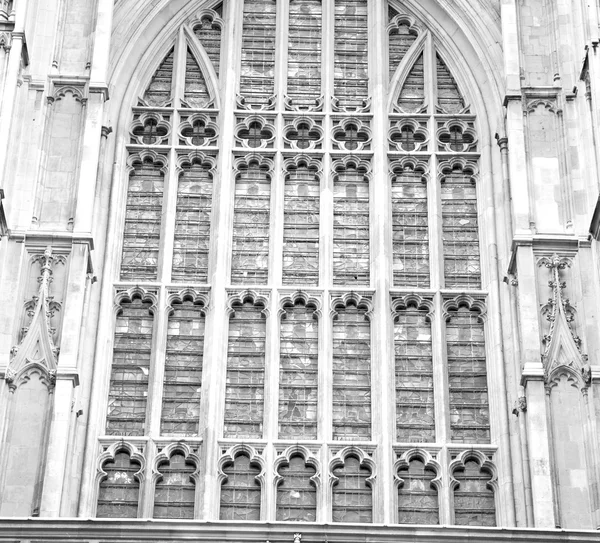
[538,254,587,383]
[6,247,65,391]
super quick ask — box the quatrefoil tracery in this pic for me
[388,120,428,152]
[130,113,171,145]
[179,114,218,146]
[332,119,372,151]
[437,120,478,152]
[284,118,323,150]
[236,116,276,149]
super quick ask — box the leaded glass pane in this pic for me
[276,456,317,521]
[240,0,277,108]
[224,302,266,439]
[392,167,429,287]
[106,298,153,436]
[334,0,368,110]
[394,308,435,442]
[332,305,371,440]
[154,453,196,519]
[446,307,490,443]
[97,452,140,518]
[441,168,481,289]
[453,459,496,526]
[332,456,372,523]
[397,458,439,524]
[279,304,318,439]
[161,301,204,436]
[120,157,164,281]
[333,166,370,286]
[220,454,261,520]
[231,164,270,284]
[288,0,322,109]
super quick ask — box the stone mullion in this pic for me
[433,292,451,524]
[367,0,393,525]
[320,2,334,525]
[200,0,243,521]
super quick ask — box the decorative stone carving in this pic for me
[6,247,65,391]
[538,254,586,383]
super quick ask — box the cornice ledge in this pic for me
[521,362,546,386]
[502,92,522,107]
[9,231,94,251]
[55,367,80,387]
[88,83,110,101]
[508,234,584,274]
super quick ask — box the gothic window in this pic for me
[396,54,425,113]
[154,452,197,519]
[334,0,369,110]
[142,48,174,106]
[276,455,317,521]
[240,0,276,108]
[172,156,214,283]
[183,48,211,108]
[120,155,165,281]
[220,454,262,520]
[388,12,419,81]
[397,457,439,524]
[231,160,271,284]
[332,455,372,523]
[97,451,141,518]
[446,305,490,443]
[393,303,435,442]
[441,161,481,289]
[279,301,319,439]
[193,7,223,76]
[107,295,154,436]
[333,160,370,286]
[224,300,267,438]
[161,300,205,436]
[287,0,322,110]
[452,458,496,526]
[436,54,465,114]
[282,160,320,285]
[391,161,429,287]
[332,300,371,441]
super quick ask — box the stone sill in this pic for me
[0,519,596,542]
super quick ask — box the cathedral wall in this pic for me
[0,0,598,535]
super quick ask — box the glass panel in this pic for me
[240,0,277,108]
[392,167,429,287]
[283,165,320,286]
[154,453,196,519]
[143,49,174,106]
[332,456,372,523]
[446,307,490,443]
[334,0,369,110]
[276,456,317,521]
[288,0,322,109]
[220,454,262,520]
[224,302,266,438]
[161,301,205,436]
[394,308,435,442]
[106,298,153,436]
[231,163,271,284]
[453,459,496,526]
[333,165,370,286]
[397,458,439,524]
[441,167,481,289]
[97,452,140,518]
[332,305,371,440]
[172,161,213,283]
[279,304,318,439]
[120,157,164,281]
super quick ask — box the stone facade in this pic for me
[0,0,599,540]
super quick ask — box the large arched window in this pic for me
[97,0,498,526]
